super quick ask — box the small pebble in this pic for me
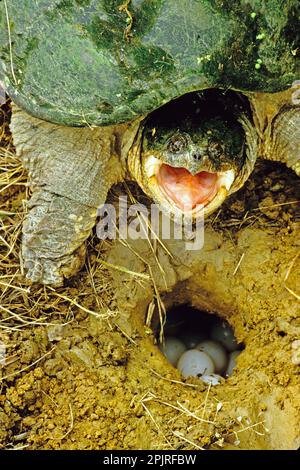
[196,340,228,374]
[292,340,300,366]
[47,324,66,342]
[201,374,223,386]
[177,350,214,378]
[211,322,238,352]
[160,337,186,366]
[226,350,241,376]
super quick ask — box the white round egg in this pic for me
[225,350,241,377]
[196,340,228,374]
[211,322,238,352]
[201,374,223,386]
[177,349,215,378]
[159,337,186,366]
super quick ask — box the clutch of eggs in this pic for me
[160,322,242,386]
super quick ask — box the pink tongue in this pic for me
[157,164,218,210]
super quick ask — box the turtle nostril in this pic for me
[192,152,202,161]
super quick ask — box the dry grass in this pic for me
[284,251,300,301]
[134,387,234,450]
[118,0,134,39]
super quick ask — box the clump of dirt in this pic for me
[0,101,299,450]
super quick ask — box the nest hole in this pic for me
[153,303,244,386]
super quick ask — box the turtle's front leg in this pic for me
[10,106,124,285]
[22,190,97,284]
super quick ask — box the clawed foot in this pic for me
[22,244,86,286]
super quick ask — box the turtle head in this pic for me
[131,91,258,219]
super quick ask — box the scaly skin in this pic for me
[250,89,300,176]
[10,105,126,285]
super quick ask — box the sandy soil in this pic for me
[0,103,299,450]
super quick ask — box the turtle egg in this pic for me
[225,350,241,377]
[201,374,223,386]
[211,322,238,352]
[196,340,228,374]
[177,350,215,378]
[159,337,186,366]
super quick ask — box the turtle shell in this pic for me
[0,0,299,127]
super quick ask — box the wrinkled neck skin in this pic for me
[124,116,151,187]
[126,114,258,220]
[231,115,258,192]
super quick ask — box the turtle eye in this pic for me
[209,141,224,159]
[167,134,188,153]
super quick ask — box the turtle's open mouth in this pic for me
[157,164,218,210]
[144,156,235,217]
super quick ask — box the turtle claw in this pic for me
[22,245,86,286]
[23,253,64,286]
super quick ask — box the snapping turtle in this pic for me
[0,0,299,285]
